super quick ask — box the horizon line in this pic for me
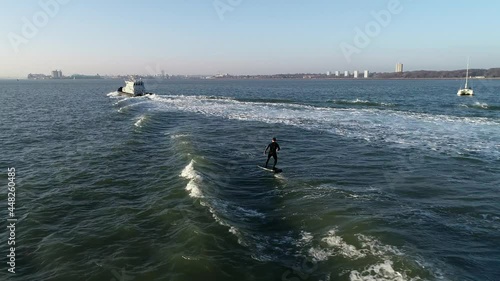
[3,66,500,79]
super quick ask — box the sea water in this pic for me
[1,79,499,280]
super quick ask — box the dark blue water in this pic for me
[1,79,499,281]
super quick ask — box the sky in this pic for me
[1,0,499,78]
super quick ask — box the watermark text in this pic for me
[339,0,404,63]
[6,167,16,274]
[8,0,71,53]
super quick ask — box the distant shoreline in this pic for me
[206,77,500,80]
[4,77,500,81]
[6,67,500,80]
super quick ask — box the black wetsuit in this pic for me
[265,142,280,168]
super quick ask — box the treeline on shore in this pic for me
[214,68,500,79]
[371,68,500,79]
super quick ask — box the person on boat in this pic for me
[264,137,281,169]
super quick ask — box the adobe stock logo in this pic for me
[8,0,71,53]
[339,0,404,63]
[213,0,243,21]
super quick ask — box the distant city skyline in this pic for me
[1,0,500,78]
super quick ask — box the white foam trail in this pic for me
[311,229,403,260]
[300,231,314,244]
[308,247,332,262]
[474,102,488,108]
[349,260,405,281]
[114,97,132,105]
[353,98,369,103]
[145,94,500,159]
[307,229,424,281]
[332,98,394,107]
[180,160,203,198]
[235,206,266,219]
[134,115,146,127]
[170,133,190,139]
[356,234,402,257]
[308,230,364,262]
[117,101,149,113]
[106,91,120,97]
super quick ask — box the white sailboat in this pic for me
[457,58,474,96]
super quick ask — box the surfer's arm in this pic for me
[277,143,281,151]
[264,144,270,154]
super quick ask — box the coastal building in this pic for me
[353,70,358,78]
[326,71,331,76]
[395,63,403,73]
[335,71,340,77]
[364,70,369,78]
[51,70,63,79]
[344,71,349,77]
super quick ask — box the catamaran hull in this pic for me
[457,89,474,96]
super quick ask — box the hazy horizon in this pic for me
[2,0,500,78]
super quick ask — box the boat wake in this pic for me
[180,160,204,198]
[134,115,148,128]
[147,94,500,160]
[460,102,500,111]
[172,134,444,280]
[106,91,121,98]
[308,229,429,281]
[328,98,395,107]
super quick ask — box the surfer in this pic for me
[264,137,280,169]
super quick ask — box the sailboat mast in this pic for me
[465,57,470,89]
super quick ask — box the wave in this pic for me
[116,101,150,114]
[179,158,271,256]
[106,91,121,98]
[205,95,236,101]
[176,155,440,279]
[308,229,432,281]
[170,133,190,139]
[308,229,402,262]
[460,102,500,111]
[146,94,500,160]
[176,156,300,264]
[349,260,408,281]
[236,97,297,104]
[180,160,203,198]
[134,115,147,127]
[329,98,395,107]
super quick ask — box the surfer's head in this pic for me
[272,137,277,142]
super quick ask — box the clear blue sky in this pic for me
[1,0,499,77]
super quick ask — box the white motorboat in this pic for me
[117,80,152,96]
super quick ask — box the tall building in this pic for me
[395,63,403,73]
[364,70,369,78]
[344,70,349,77]
[326,71,331,76]
[353,70,359,78]
[335,71,340,77]
[51,70,63,79]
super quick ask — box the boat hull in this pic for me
[457,89,474,96]
[117,86,152,97]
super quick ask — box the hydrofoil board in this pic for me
[257,165,282,174]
